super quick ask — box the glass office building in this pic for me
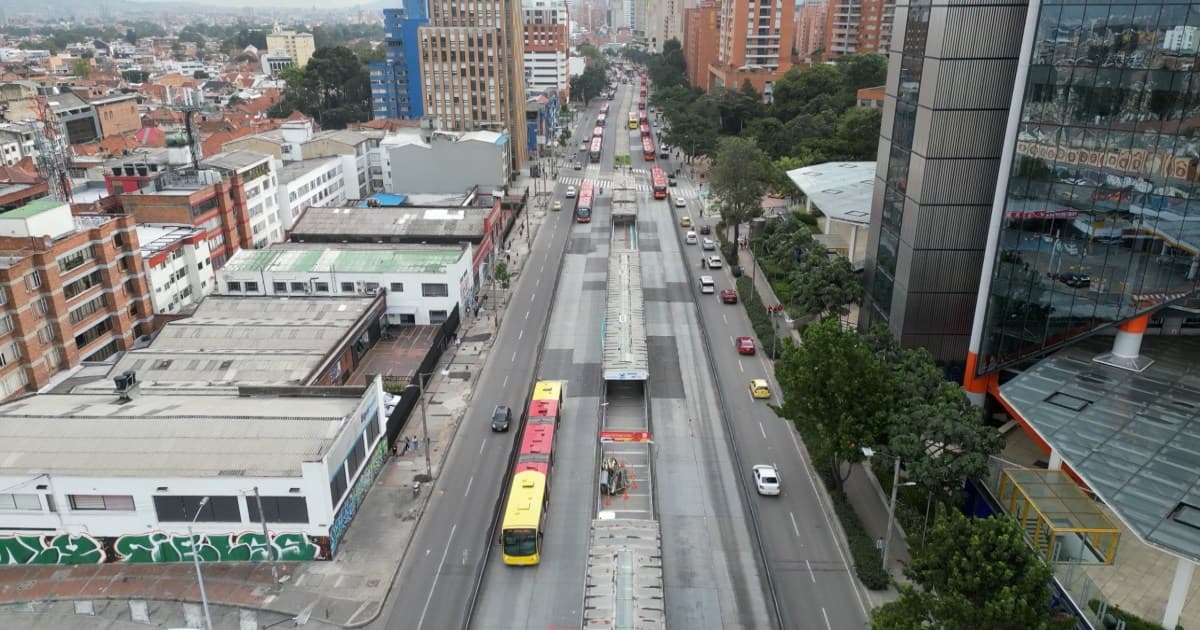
[976,0,1200,374]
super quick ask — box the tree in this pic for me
[272,47,371,129]
[558,126,572,147]
[493,260,510,289]
[834,107,883,159]
[570,60,607,105]
[193,70,209,80]
[872,511,1069,630]
[784,252,862,319]
[708,136,771,256]
[771,64,847,122]
[646,38,686,89]
[124,29,138,45]
[227,94,245,107]
[121,69,149,84]
[776,319,891,489]
[72,59,91,79]
[840,52,888,92]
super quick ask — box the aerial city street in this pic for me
[1,1,1199,629]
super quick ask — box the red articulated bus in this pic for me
[575,179,594,222]
[642,136,655,161]
[593,126,604,138]
[589,136,602,162]
[638,110,648,126]
[639,123,651,138]
[650,165,667,199]
[600,103,610,114]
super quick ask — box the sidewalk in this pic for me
[0,187,548,630]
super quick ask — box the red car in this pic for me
[720,289,738,304]
[737,336,756,355]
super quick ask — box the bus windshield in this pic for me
[503,529,538,557]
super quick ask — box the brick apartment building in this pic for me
[89,94,141,139]
[824,0,894,59]
[710,0,796,97]
[683,1,720,92]
[0,199,153,401]
[796,0,828,62]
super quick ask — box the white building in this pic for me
[523,0,571,101]
[201,151,281,248]
[0,381,388,561]
[383,127,510,194]
[218,244,473,326]
[136,224,217,315]
[276,158,349,232]
[1163,25,1200,53]
[223,121,379,197]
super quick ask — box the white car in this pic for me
[552,200,563,211]
[706,255,723,269]
[753,465,781,496]
[685,231,698,244]
[566,186,577,198]
[702,238,716,251]
[675,196,687,208]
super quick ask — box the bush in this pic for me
[815,467,890,590]
[736,275,782,359]
[1088,600,1182,630]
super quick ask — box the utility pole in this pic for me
[252,487,279,585]
[418,374,432,478]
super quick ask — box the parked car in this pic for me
[737,336,756,355]
[753,464,781,495]
[720,289,738,304]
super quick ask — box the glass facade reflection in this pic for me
[977,0,1200,373]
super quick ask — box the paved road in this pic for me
[376,112,593,630]
[667,180,873,629]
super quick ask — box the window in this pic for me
[0,493,41,510]
[246,496,309,523]
[314,282,329,292]
[341,282,355,292]
[244,281,259,292]
[69,494,135,511]
[23,270,42,291]
[227,281,242,292]
[364,282,380,293]
[272,282,287,292]
[291,282,307,292]
[153,495,240,522]
[421,283,449,297]
[390,282,404,293]
[429,310,448,324]
[330,471,348,507]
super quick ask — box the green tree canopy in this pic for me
[872,511,1069,630]
[771,64,847,121]
[840,53,888,92]
[270,46,370,129]
[709,136,772,253]
[784,252,862,319]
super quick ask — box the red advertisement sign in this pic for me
[599,431,651,443]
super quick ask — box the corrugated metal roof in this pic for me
[221,246,465,274]
[604,250,648,381]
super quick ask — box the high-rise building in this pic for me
[266,24,316,69]
[645,0,684,52]
[795,0,828,62]
[683,1,721,91]
[866,2,1200,624]
[823,0,894,59]
[709,0,796,97]
[370,3,429,120]
[522,0,571,103]
[419,0,528,169]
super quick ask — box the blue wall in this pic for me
[370,1,427,120]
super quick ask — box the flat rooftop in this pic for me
[71,296,376,394]
[222,245,466,274]
[0,393,360,477]
[1000,335,1200,561]
[290,205,488,240]
[786,161,874,226]
[277,157,340,184]
[0,197,66,219]
[137,224,201,255]
[202,150,270,173]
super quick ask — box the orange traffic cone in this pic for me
[604,496,611,506]
[632,481,637,490]
[622,491,629,500]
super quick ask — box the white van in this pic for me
[699,275,715,294]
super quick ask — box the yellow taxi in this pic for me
[679,216,692,228]
[749,379,771,399]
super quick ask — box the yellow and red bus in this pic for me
[575,180,594,223]
[589,136,602,163]
[650,165,668,199]
[501,380,563,566]
[642,136,655,161]
[628,112,638,129]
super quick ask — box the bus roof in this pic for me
[532,380,563,402]
[528,399,560,419]
[502,470,546,531]
[518,422,556,458]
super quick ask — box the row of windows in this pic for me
[63,270,104,300]
[0,492,310,524]
[57,245,98,274]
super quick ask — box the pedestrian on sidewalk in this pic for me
[412,436,420,452]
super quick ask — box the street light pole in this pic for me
[882,455,901,574]
[188,497,213,630]
[417,374,432,479]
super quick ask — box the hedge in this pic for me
[1089,600,1182,630]
[736,275,782,360]
[817,468,891,590]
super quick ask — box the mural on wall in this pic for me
[328,438,387,556]
[0,531,327,565]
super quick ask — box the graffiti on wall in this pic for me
[0,530,327,565]
[328,439,387,556]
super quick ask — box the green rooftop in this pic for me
[223,247,466,274]
[1,198,67,219]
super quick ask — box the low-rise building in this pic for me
[0,123,36,166]
[217,244,472,326]
[276,158,349,233]
[201,151,281,248]
[0,199,153,401]
[48,90,101,145]
[223,121,377,197]
[119,168,249,269]
[136,224,216,315]
[383,127,509,194]
[88,94,141,139]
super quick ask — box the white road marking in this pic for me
[793,513,803,539]
[738,359,744,373]
[759,421,766,439]
[821,608,832,630]
[531,293,536,301]
[540,265,545,273]
[525,311,531,320]
[479,439,487,455]
[417,523,457,629]
[519,330,524,340]
[511,351,517,362]
[536,277,541,286]
[464,476,473,497]
[790,430,871,620]
[723,313,728,324]
[503,375,509,388]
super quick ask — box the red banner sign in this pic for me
[599,431,651,443]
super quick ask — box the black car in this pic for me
[699,225,711,235]
[491,405,512,432]
[1052,273,1091,289]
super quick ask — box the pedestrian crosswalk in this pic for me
[559,175,654,193]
